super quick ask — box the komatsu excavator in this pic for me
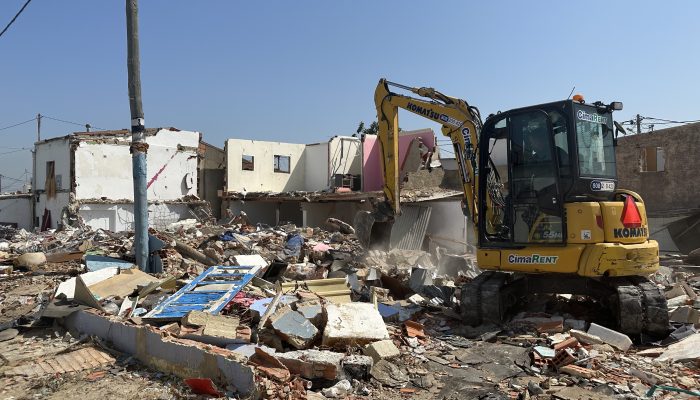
[355,79,669,337]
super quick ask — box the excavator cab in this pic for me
[478,99,620,246]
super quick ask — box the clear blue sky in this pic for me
[1,1,699,190]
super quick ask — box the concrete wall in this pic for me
[226,200,282,227]
[225,139,306,193]
[0,195,33,230]
[412,199,473,253]
[328,136,362,177]
[616,123,700,213]
[199,143,226,219]
[300,201,372,228]
[304,142,329,192]
[74,129,199,201]
[34,138,71,229]
[80,203,192,232]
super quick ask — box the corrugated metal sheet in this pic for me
[390,205,432,250]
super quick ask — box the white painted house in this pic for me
[34,128,201,232]
[0,193,33,230]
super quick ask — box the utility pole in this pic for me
[36,113,41,141]
[636,114,642,135]
[126,0,149,271]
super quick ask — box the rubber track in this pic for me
[613,276,669,337]
[461,271,509,326]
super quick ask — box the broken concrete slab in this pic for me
[179,310,250,346]
[569,329,604,345]
[64,310,255,395]
[294,301,324,328]
[270,306,319,349]
[669,306,699,324]
[587,323,632,351]
[370,360,409,388]
[363,339,400,363]
[657,333,700,362]
[322,302,390,348]
[275,349,345,380]
[183,310,240,327]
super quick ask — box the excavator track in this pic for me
[461,271,511,326]
[461,273,670,338]
[608,276,669,337]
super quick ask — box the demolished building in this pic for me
[615,122,700,252]
[32,128,207,232]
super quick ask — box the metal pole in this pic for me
[636,114,641,135]
[126,0,149,271]
[36,113,41,142]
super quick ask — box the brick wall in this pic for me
[615,123,700,213]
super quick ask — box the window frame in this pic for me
[273,155,291,174]
[242,154,255,171]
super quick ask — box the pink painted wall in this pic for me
[362,129,436,191]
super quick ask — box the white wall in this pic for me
[304,142,329,192]
[34,138,72,229]
[0,196,33,230]
[35,138,71,193]
[409,199,473,252]
[74,129,199,201]
[80,203,192,232]
[300,201,371,228]
[328,136,361,177]
[225,139,306,193]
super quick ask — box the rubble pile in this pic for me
[1,220,700,399]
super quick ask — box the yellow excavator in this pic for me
[355,79,669,337]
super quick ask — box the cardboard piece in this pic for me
[73,267,158,311]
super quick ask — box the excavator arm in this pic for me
[374,79,482,225]
[354,78,507,248]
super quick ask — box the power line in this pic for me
[0,0,32,39]
[643,116,700,124]
[0,117,37,132]
[0,148,30,156]
[41,115,107,131]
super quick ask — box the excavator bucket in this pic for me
[353,211,376,249]
[353,202,395,250]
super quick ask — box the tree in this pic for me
[356,121,379,135]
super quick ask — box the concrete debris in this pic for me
[321,379,352,398]
[2,220,700,399]
[587,323,633,351]
[364,339,401,363]
[370,360,409,388]
[269,306,319,349]
[275,349,345,380]
[322,302,390,348]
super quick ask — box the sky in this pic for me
[1,0,699,190]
